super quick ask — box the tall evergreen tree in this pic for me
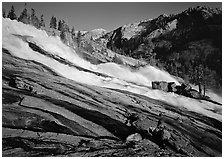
[7,5,17,20]
[71,26,75,35]
[61,20,69,32]
[40,14,45,27]
[58,20,62,31]
[76,31,82,47]
[2,8,6,18]
[60,29,66,42]
[30,8,40,28]
[31,8,35,17]
[18,3,30,24]
[50,16,57,29]
[71,26,76,41]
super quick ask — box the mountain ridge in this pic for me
[99,6,221,93]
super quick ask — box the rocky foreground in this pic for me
[2,49,222,157]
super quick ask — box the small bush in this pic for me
[112,55,124,65]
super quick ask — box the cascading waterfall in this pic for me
[2,18,222,121]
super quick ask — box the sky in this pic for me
[2,2,222,31]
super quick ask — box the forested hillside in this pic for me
[103,6,222,94]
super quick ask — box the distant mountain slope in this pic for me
[83,28,107,40]
[101,6,222,91]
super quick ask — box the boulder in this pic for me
[152,81,168,92]
[153,125,171,147]
[168,82,177,92]
[161,129,171,141]
[125,113,139,127]
[126,133,142,143]
[175,83,195,97]
[152,81,160,89]
[152,81,205,100]
[188,89,201,99]
[183,83,191,91]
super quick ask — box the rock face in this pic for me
[2,47,222,157]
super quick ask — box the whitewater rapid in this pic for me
[2,18,222,121]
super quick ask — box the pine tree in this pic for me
[50,16,57,29]
[2,8,6,18]
[18,3,30,24]
[202,67,217,96]
[60,30,66,42]
[112,54,124,65]
[71,26,75,35]
[30,8,40,28]
[53,16,57,29]
[58,20,62,31]
[76,31,82,47]
[71,26,76,40]
[7,5,17,20]
[40,15,45,27]
[61,20,69,32]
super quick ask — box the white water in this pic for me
[2,19,222,121]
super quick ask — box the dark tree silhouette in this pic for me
[40,14,45,27]
[76,31,82,47]
[61,20,69,32]
[58,20,62,31]
[7,5,17,20]
[71,26,75,35]
[30,8,40,28]
[2,8,6,18]
[60,30,66,42]
[50,16,57,29]
[18,3,30,24]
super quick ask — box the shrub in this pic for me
[112,55,124,65]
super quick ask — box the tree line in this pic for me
[3,4,45,29]
[3,4,82,46]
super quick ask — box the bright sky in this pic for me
[2,2,222,31]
